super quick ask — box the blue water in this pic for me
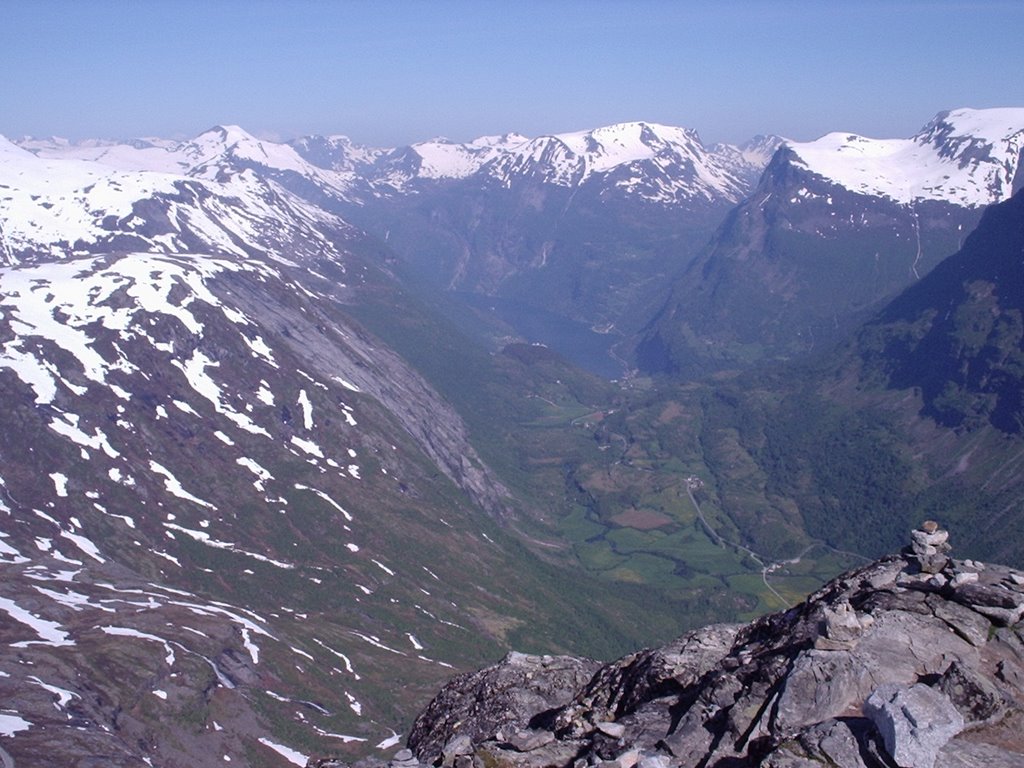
[455,293,627,379]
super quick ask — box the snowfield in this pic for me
[786,107,1024,207]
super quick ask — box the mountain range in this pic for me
[10,120,783,360]
[1,106,1024,766]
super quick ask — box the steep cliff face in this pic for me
[334,524,1024,768]
[637,108,1024,378]
[853,185,1024,435]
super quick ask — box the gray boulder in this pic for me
[798,719,887,768]
[864,683,965,768]
[554,623,740,737]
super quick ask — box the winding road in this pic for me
[685,485,790,607]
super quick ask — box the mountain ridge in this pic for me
[785,107,1024,207]
[12,119,777,207]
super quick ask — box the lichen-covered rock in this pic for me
[407,651,601,763]
[938,660,1007,724]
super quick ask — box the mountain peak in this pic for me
[200,123,257,143]
[188,124,265,157]
[555,120,703,159]
[184,124,317,178]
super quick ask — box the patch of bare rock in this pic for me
[311,522,1024,768]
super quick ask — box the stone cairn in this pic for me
[908,519,951,574]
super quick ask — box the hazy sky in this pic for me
[3,0,1022,147]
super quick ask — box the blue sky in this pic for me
[2,0,1022,146]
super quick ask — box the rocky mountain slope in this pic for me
[361,524,1024,768]
[0,126,696,767]
[637,107,1024,377]
[617,184,1024,570]
[0,246,626,766]
[807,183,1024,563]
[852,179,1024,434]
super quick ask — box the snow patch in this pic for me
[0,595,73,647]
[49,472,69,497]
[290,435,324,458]
[376,731,402,750]
[293,483,353,521]
[258,738,308,767]
[149,460,217,510]
[0,713,32,736]
[297,389,313,429]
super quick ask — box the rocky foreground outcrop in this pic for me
[312,524,1024,768]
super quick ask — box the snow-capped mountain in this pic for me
[287,121,775,207]
[3,115,780,380]
[11,119,780,209]
[290,122,783,341]
[20,124,355,182]
[786,107,1024,207]
[637,108,1024,378]
[8,120,776,344]
[0,128,647,766]
[481,121,757,204]
[0,128,358,266]
[369,132,531,187]
[18,118,771,215]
